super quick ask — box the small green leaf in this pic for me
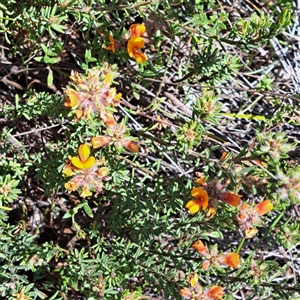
[83,202,94,218]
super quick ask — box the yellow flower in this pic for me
[62,163,74,177]
[127,37,147,63]
[187,272,198,287]
[206,206,216,219]
[71,144,95,169]
[64,89,81,108]
[185,188,209,214]
[80,187,92,198]
[244,227,258,239]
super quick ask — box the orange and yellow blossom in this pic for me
[222,192,242,207]
[254,200,273,216]
[186,187,209,214]
[221,252,240,269]
[205,286,225,299]
[129,23,146,37]
[127,37,147,63]
[180,272,225,300]
[64,89,81,108]
[62,144,110,198]
[192,240,209,255]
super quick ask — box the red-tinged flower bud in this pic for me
[179,287,192,299]
[91,136,111,149]
[206,285,225,299]
[192,240,209,255]
[222,192,242,207]
[254,200,273,216]
[122,139,139,153]
[202,260,211,270]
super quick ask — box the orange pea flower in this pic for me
[129,23,146,37]
[254,200,273,216]
[71,144,95,170]
[127,37,147,63]
[222,252,240,269]
[222,192,242,207]
[180,272,225,300]
[192,240,209,255]
[205,286,225,299]
[186,188,209,214]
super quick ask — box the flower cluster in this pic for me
[185,176,241,218]
[63,64,139,154]
[91,115,139,153]
[127,23,147,63]
[192,240,240,270]
[105,23,147,63]
[180,273,225,300]
[62,144,110,198]
[237,200,273,238]
[185,176,273,238]
[64,64,121,121]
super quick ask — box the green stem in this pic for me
[236,237,245,253]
